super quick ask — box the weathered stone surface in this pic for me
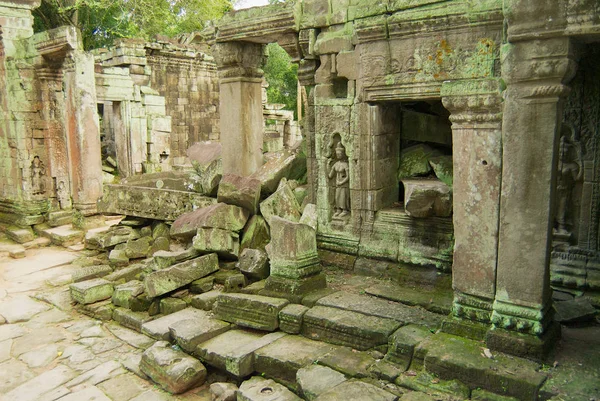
[141,308,209,340]
[398,144,441,180]
[48,210,73,227]
[554,298,597,323]
[112,280,144,309]
[238,376,303,401]
[279,304,309,334]
[104,264,143,283]
[38,224,85,246]
[254,335,337,389]
[144,253,219,298]
[240,215,271,251]
[149,247,200,270]
[3,365,77,401]
[125,236,153,259]
[112,308,154,332]
[141,341,207,394]
[213,293,289,331]
[77,300,115,322]
[210,382,238,401]
[86,226,140,250]
[299,203,318,230]
[5,226,35,244]
[224,273,248,292]
[314,380,397,401]
[106,324,154,349]
[72,264,113,283]
[170,317,231,354]
[108,248,129,267]
[386,324,433,371]
[152,222,170,239]
[70,278,114,305]
[395,371,470,400]
[297,364,347,401]
[239,248,269,280]
[170,203,249,239]
[187,141,223,196]
[260,184,301,226]
[149,236,170,255]
[429,155,453,188]
[191,290,221,311]
[160,297,188,315]
[403,179,453,218]
[189,276,214,294]
[318,347,376,378]
[0,296,51,323]
[250,148,307,196]
[365,283,453,315]
[192,228,240,260]
[302,305,401,351]
[218,174,262,214]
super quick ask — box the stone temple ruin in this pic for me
[1,0,600,400]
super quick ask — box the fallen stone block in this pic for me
[144,253,219,298]
[402,179,452,218]
[240,215,270,251]
[125,236,153,259]
[238,376,302,401]
[224,273,247,293]
[189,276,214,294]
[160,297,188,315]
[112,280,144,309]
[5,225,35,243]
[170,317,231,354]
[70,278,114,305]
[299,203,318,230]
[141,341,207,394]
[170,203,249,239]
[77,300,114,321]
[148,247,200,270]
[259,184,301,226]
[38,224,84,247]
[141,308,210,341]
[193,228,240,260]
[104,264,143,283]
[213,293,289,331]
[297,365,347,401]
[279,304,309,334]
[187,141,222,196]
[191,290,221,311]
[72,265,113,283]
[239,248,270,280]
[240,280,267,295]
[250,147,307,196]
[313,379,397,401]
[386,324,433,371]
[217,174,262,215]
[9,247,25,259]
[108,249,129,267]
[429,155,453,188]
[554,297,597,323]
[112,308,155,332]
[398,143,441,180]
[210,382,238,401]
[48,210,73,227]
[85,226,140,250]
[149,236,170,255]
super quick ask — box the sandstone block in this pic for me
[112,308,154,332]
[250,148,307,196]
[160,297,188,315]
[144,253,219,298]
[403,179,452,218]
[239,248,270,280]
[224,274,248,293]
[217,174,262,215]
[313,380,397,401]
[398,144,441,179]
[48,210,73,227]
[187,141,223,196]
[125,236,153,259]
[72,265,113,283]
[213,293,289,331]
[112,280,144,309]
[170,317,231,354]
[259,184,301,226]
[299,203,318,230]
[297,365,347,401]
[141,308,209,341]
[191,290,221,311]
[210,382,238,401]
[386,324,433,371]
[108,249,129,267]
[189,277,214,294]
[70,278,114,305]
[86,226,140,250]
[429,155,453,188]
[238,376,302,401]
[240,215,271,251]
[170,203,249,239]
[141,341,207,394]
[279,304,309,334]
[192,228,239,260]
[5,226,34,244]
[149,247,200,270]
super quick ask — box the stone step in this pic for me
[365,282,453,315]
[169,317,232,354]
[313,380,398,401]
[38,224,85,246]
[419,333,547,400]
[302,305,401,351]
[4,225,35,244]
[141,307,209,341]
[213,293,289,331]
[48,210,73,227]
[316,292,443,330]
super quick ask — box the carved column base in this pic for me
[491,300,553,336]
[486,322,561,362]
[441,292,494,340]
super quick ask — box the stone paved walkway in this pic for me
[0,245,213,401]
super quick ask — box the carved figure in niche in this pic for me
[555,131,582,235]
[328,141,350,218]
[56,181,71,210]
[31,156,46,195]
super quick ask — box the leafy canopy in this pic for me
[263,42,298,118]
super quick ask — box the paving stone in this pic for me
[193,227,240,260]
[144,253,219,298]
[238,376,302,401]
[191,290,222,311]
[106,323,154,349]
[470,389,520,401]
[171,202,249,239]
[0,296,51,323]
[395,371,470,401]
[11,326,66,357]
[170,317,231,354]
[189,276,215,294]
[0,323,27,341]
[160,297,188,315]
[130,390,170,401]
[26,308,71,326]
[70,278,114,305]
[141,341,207,394]
[279,304,309,334]
[4,365,77,401]
[0,359,35,393]
[314,379,398,401]
[39,385,70,400]
[122,353,150,380]
[91,337,123,354]
[113,308,155,332]
[366,283,453,315]
[302,305,401,351]
[254,335,337,389]
[23,237,52,249]
[19,343,60,368]
[369,360,404,382]
[239,248,270,280]
[213,293,289,331]
[65,360,125,388]
[72,265,113,283]
[422,333,547,399]
[141,308,210,341]
[57,386,112,401]
[554,297,598,323]
[9,247,25,258]
[97,373,149,400]
[0,339,12,363]
[318,347,376,378]
[210,382,238,401]
[386,324,433,371]
[297,364,347,401]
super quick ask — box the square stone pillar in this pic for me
[63,51,103,215]
[491,37,577,357]
[441,79,503,338]
[214,42,265,177]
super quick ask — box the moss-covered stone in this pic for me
[240,215,271,251]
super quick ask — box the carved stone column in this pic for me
[214,41,265,176]
[298,58,318,205]
[491,37,577,358]
[441,79,503,338]
[63,50,102,216]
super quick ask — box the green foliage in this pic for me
[263,42,298,118]
[33,0,233,50]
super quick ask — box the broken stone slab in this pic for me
[104,264,143,283]
[297,364,347,401]
[217,174,262,215]
[250,147,307,196]
[398,143,442,180]
[189,276,215,294]
[144,253,219,298]
[190,290,222,311]
[187,141,223,196]
[85,226,141,250]
[48,210,73,227]
[141,340,207,394]
[125,236,153,259]
[213,293,289,331]
[38,224,85,247]
[112,308,155,332]
[239,248,270,280]
[240,215,271,251]
[70,279,114,305]
[210,382,238,401]
[259,184,301,226]
[402,179,453,218]
[77,300,115,321]
[148,247,200,270]
[386,324,433,371]
[224,273,248,293]
[141,308,210,341]
[108,248,129,267]
[314,379,397,401]
[429,155,453,188]
[170,317,231,354]
[72,265,113,283]
[193,228,240,260]
[318,347,376,378]
[254,335,338,390]
[5,225,35,244]
[299,203,318,230]
[302,305,401,351]
[152,222,170,239]
[553,297,597,323]
[170,203,250,239]
[279,304,309,334]
[240,280,267,295]
[149,236,170,256]
[238,376,302,401]
[160,298,188,315]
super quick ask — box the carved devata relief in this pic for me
[30,155,46,195]
[326,133,350,220]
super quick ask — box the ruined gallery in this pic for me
[0,0,599,400]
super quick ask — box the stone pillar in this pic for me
[214,42,264,177]
[63,50,102,215]
[298,59,318,204]
[441,79,503,338]
[491,37,577,357]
